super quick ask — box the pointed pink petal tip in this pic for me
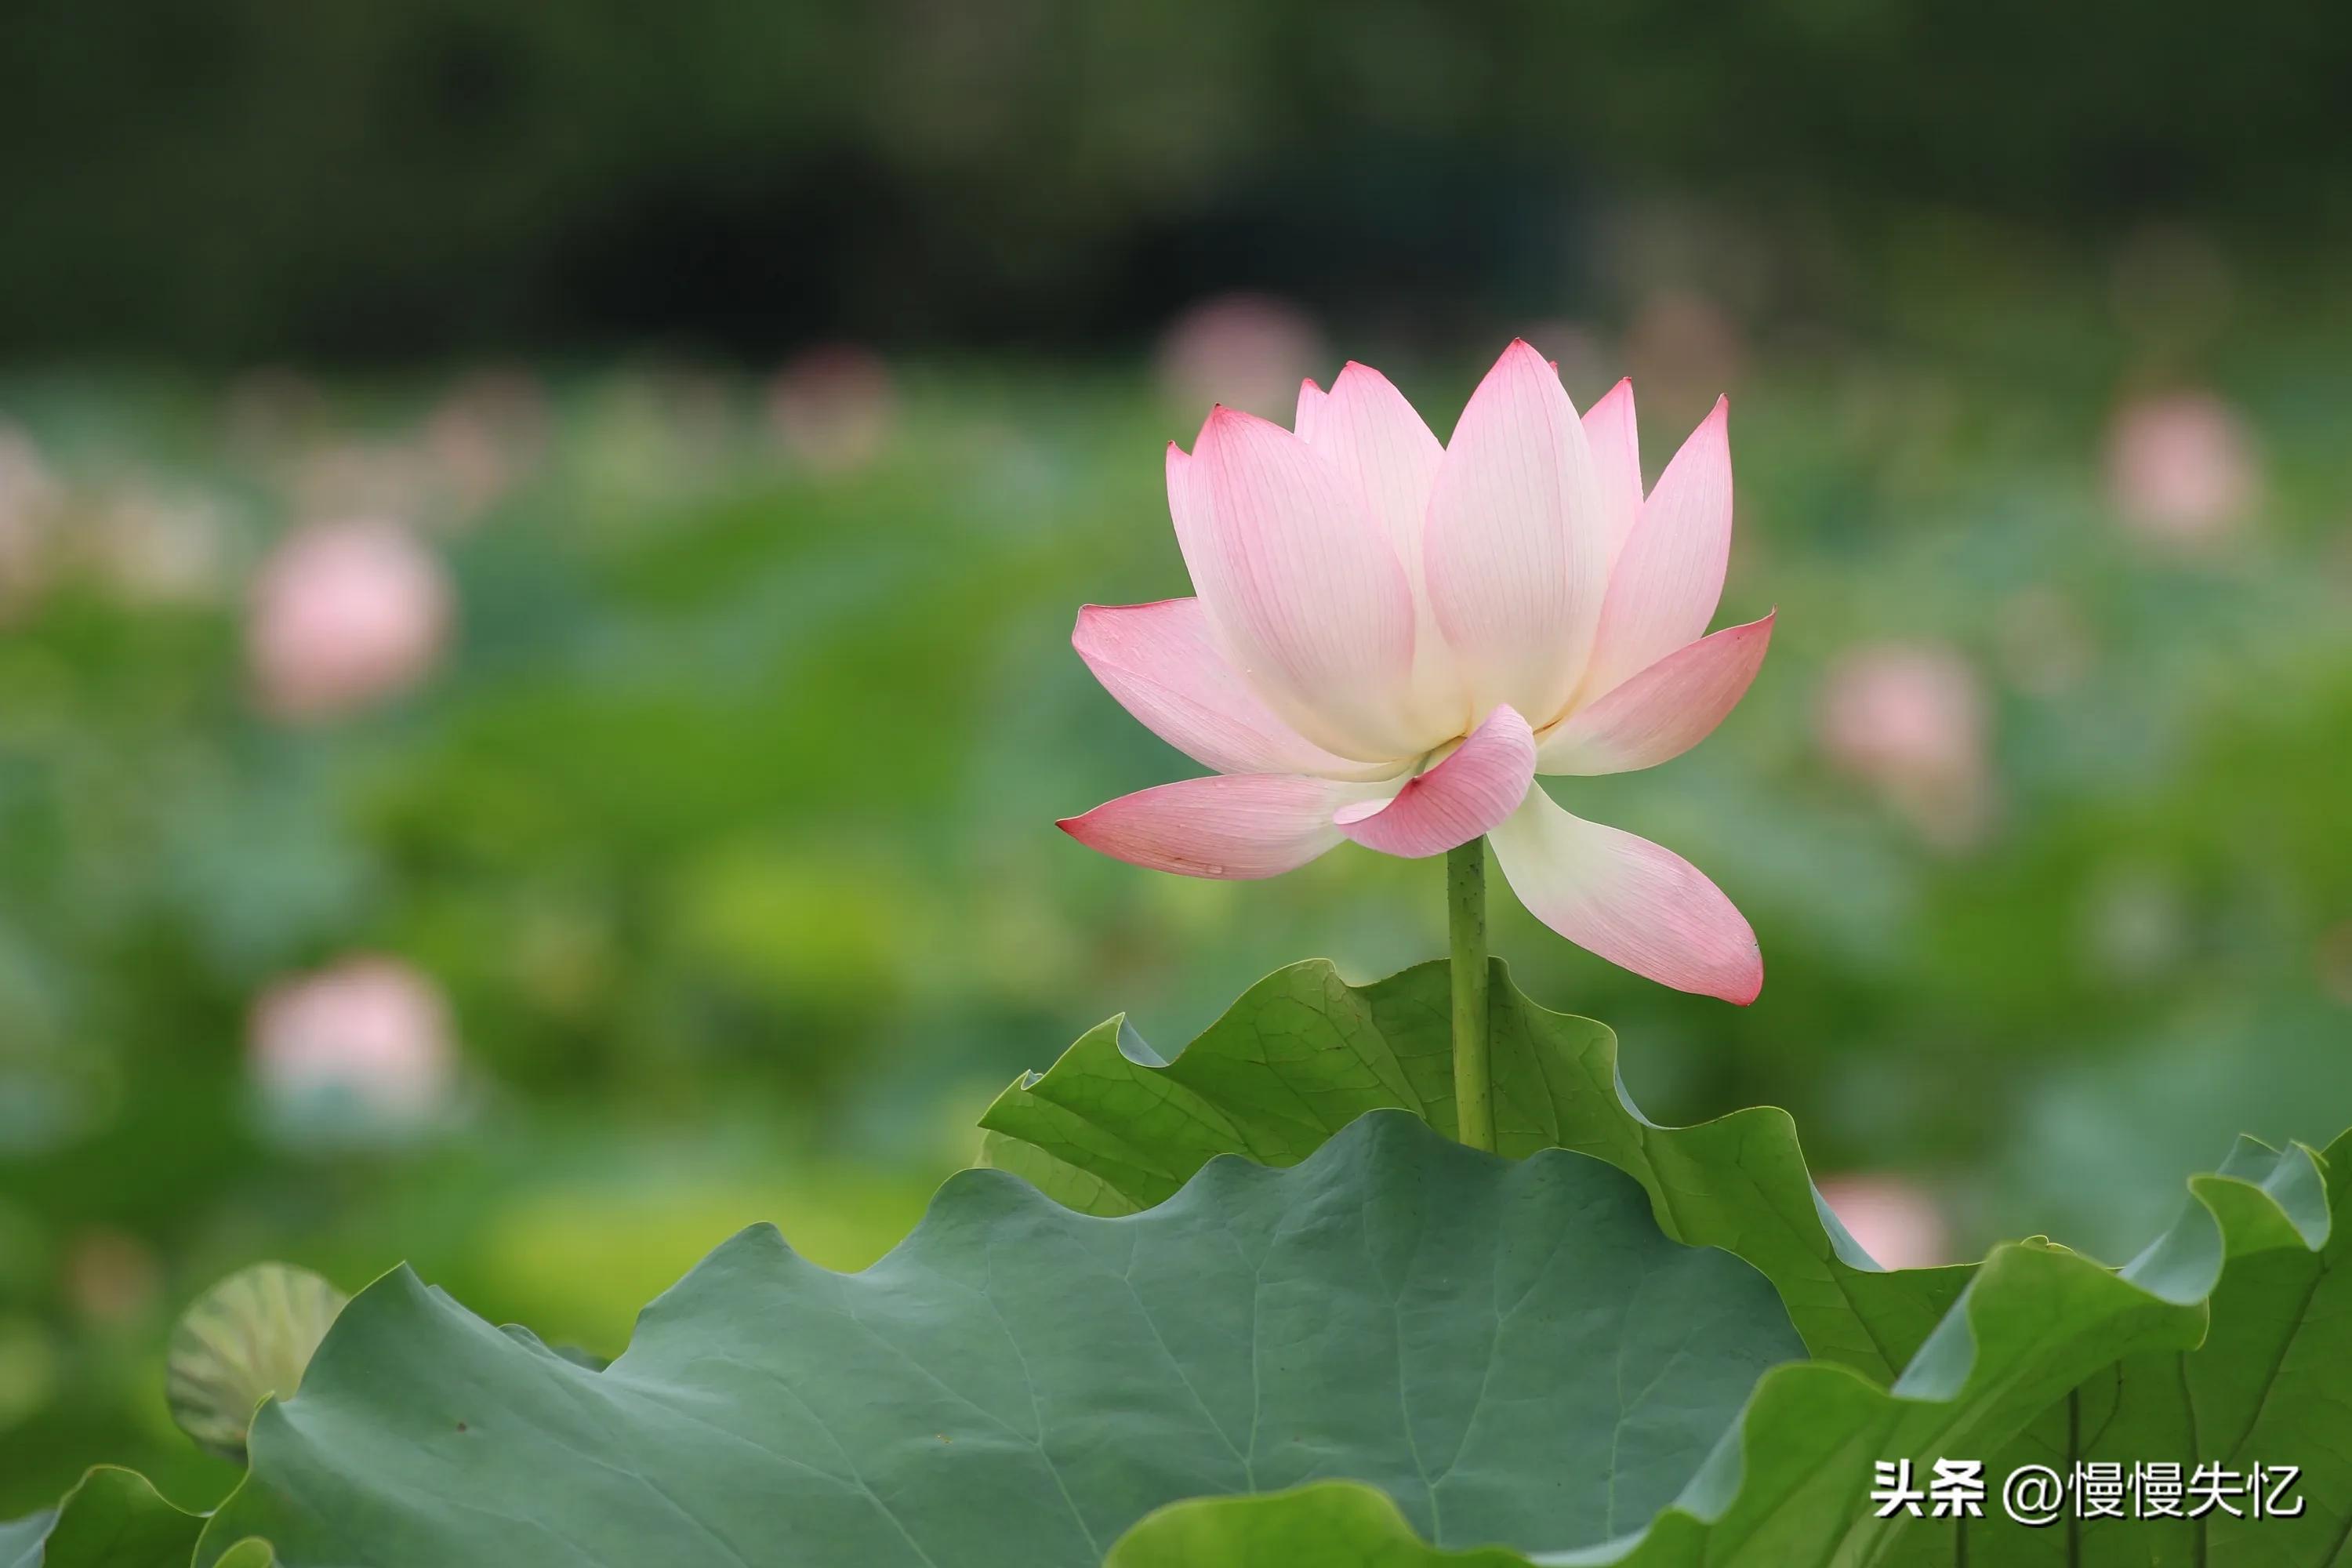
[1540,611,1776,776]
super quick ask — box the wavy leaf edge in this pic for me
[980,956,1974,1381]
[1105,1127,2342,1566]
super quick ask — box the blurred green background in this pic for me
[5,0,2352,1517]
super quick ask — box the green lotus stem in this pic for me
[1447,837,1496,1152]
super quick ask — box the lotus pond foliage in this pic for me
[5,329,2351,1563]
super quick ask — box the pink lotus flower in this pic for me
[1061,342,1771,1003]
[768,345,898,474]
[249,955,459,1139]
[2104,390,2262,546]
[1155,293,1327,421]
[1816,641,1991,850]
[1815,1173,1950,1270]
[248,517,452,721]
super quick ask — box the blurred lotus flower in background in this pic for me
[768,345,897,473]
[1817,641,1993,850]
[1153,293,1327,421]
[1062,342,1772,1002]
[2104,390,2263,546]
[248,517,452,720]
[1816,1173,1951,1269]
[1624,289,1747,420]
[1513,321,1614,404]
[86,489,231,606]
[247,956,459,1145]
[288,437,434,527]
[0,423,64,615]
[62,1228,162,1327]
[425,368,550,521]
[2316,920,2352,1009]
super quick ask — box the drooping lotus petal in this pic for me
[1181,408,1422,761]
[1582,378,1643,568]
[1301,362,1457,733]
[1537,613,1775,775]
[1487,786,1762,1003]
[1294,379,1328,443]
[1334,704,1536,858]
[1058,774,1385,880]
[1424,341,1607,729]
[1072,599,1399,781]
[1582,397,1733,699]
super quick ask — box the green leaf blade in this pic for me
[984,959,1965,1382]
[194,1112,1800,1567]
[2,1468,202,1568]
[1105,1121,2348,1567]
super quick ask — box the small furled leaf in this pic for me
[982,957,1967,1380]
[166,1265,349,1463]
[189,1112,1799,1567]
[1104,1127,2343,1566]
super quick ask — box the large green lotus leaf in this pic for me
[982,958,1966,1381]
[1952,1127,2348,1566]
[1104,1129,2341,1566]
[1105,1483,1526,1566]
[0,1512,47,1568]
[187,1112,1798,1566]
[0,1467,200,1568]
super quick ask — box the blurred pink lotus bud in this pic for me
[1817,643,1993,848]
[768,345,897,473]
[1154,293,1326,421]
[289,440,433,524]
[1817,1173,1950,1270]
[2105,390,2262,546]
[64,1227,162,1327]
[1624,289,1746,423]
[425,368,550,521]
[0,423,64,615]
[2317,920,2352,1009]
[248,518,452,720]
[89,490,230,606]
[1515,320,1611,403]
[249,956,458,1141]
